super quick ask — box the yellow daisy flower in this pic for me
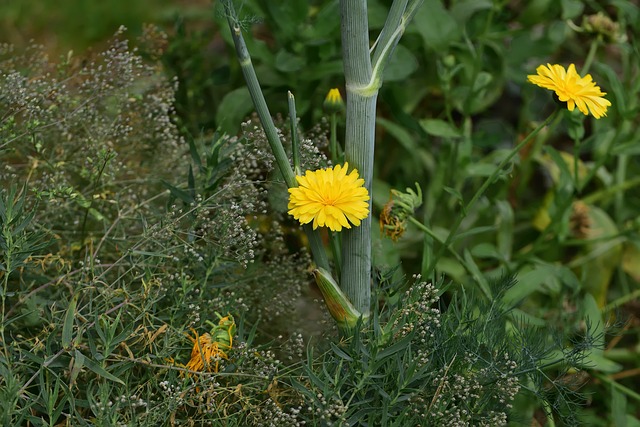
[288,163,370,232]
[527,63,611,119]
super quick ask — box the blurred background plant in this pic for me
[1,0,639,425]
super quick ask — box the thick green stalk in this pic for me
[222,1,329,270]
[340,0,377,315]
[340,0,421,314]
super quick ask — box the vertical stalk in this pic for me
[221,0,329,270]
[340,0,377,315]
[287,91,302,176]
[329,113,339,163]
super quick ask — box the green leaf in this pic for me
[582,351,622,373]
[274,49,305,73]
[543,146,575,188]
[376,333,413,361]
[78,350,125,385]
[561,0,584,20]
[376,118,418,153]
[161,180,194,204]
[70,350,85,385]
[463,249,492,299]
[215,87,253,135]
[611,385,628,427]
[582,293,605,352]
[495,200,514,261]
[330,342,353,362]
[503,265,557,306]
[187,136,202,170]
[470,243,502,260]
[413,0,461,51]
[450,0,492,23]
[383,44,418,82]
[62,295,78,349]
[419,119,461,138]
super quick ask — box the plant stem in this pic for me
[222,2,295,189]
[288,92,302,176]
[340,0,377,315]
[329,113,338,163]
[581,36,601,74]
[222,0,329,270]
[594,372,640,402]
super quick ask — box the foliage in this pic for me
[1,0,640,426]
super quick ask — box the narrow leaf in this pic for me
[79,351,125,385]
[62,295,78,349]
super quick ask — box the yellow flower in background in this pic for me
[527,63,611,119]
[288,163,370,232]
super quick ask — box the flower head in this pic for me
[184,314,235,375]
[288,163,370,232]
[527,63,611,119]
[185,330,228,373]
[380,184,422,242]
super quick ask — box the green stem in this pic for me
[370,0,423,85]
[340,0,377,315]
[581,36,601,74]
[288,91,301,175]
[573,138,581,191]
[329,230,342,278]
[426,110,559,275]
[330,113,338,163]
[603,288,640,313]
[420,209,435,284]
[222,1,329,270]
[410,217,493,298]
[222,1,296,189]
[583,176,640,205]
[594,372,640,402]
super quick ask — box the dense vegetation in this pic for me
[1,1,639,425]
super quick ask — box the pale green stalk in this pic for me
[221,0,329,270]
[340,0,421,316]
[340,0,377,315]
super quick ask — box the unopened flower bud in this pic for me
[323,88,345,114]
[312,267,366,329]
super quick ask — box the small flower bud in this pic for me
[323,88,345,114]
[312,268,366,329]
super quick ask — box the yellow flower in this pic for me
[527,63,611,119]
[288,163,370,232]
